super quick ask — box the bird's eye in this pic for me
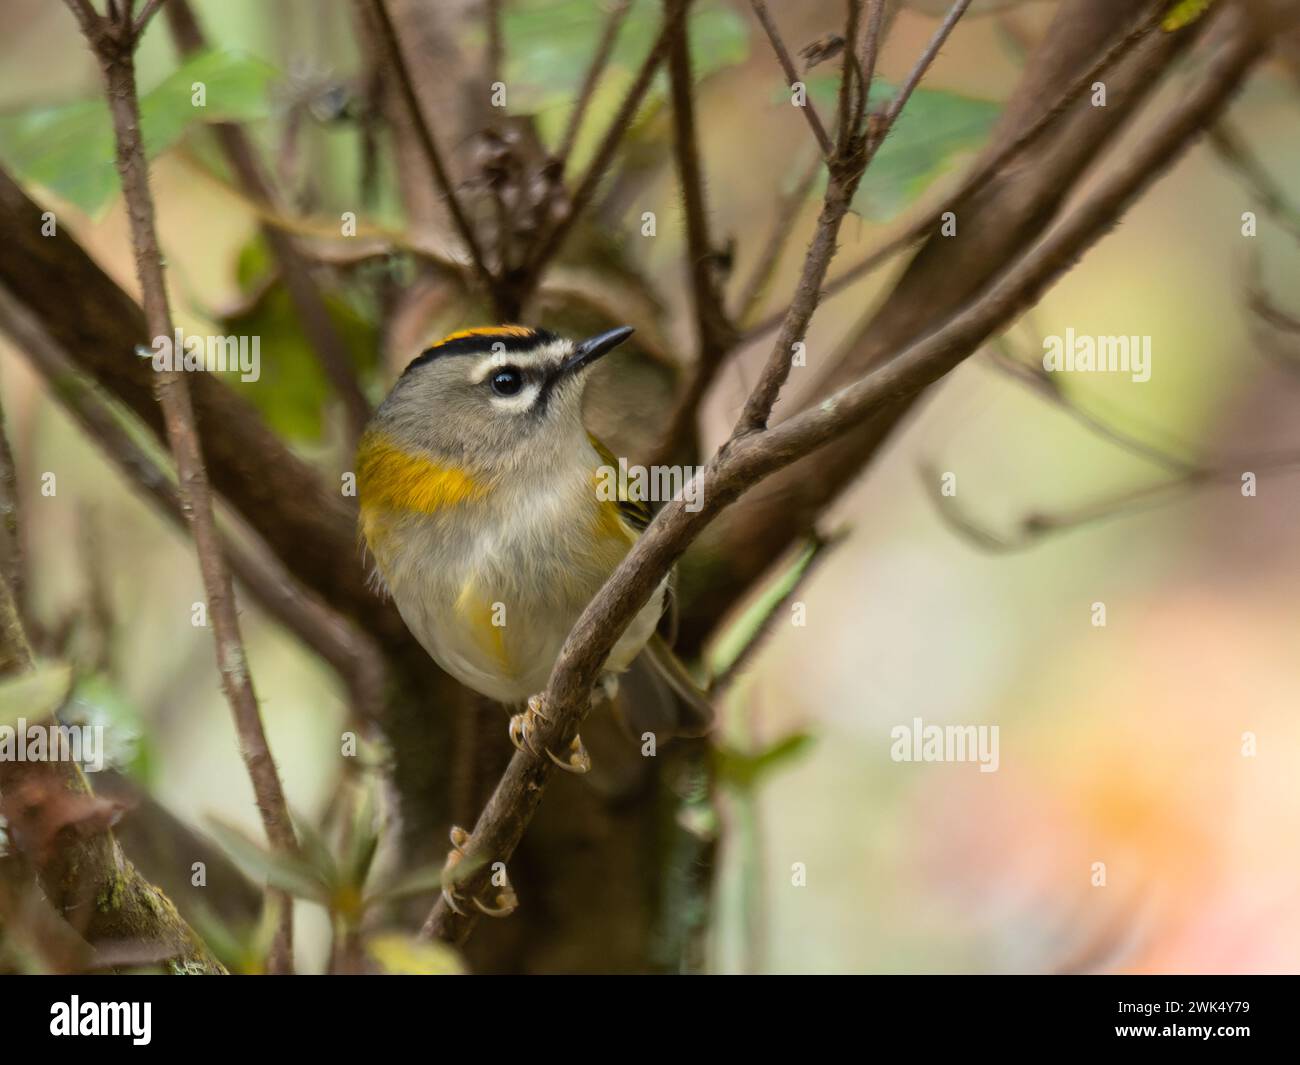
[489,367,524,396]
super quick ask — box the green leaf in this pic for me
[219,268,380,443]
[206,819,331,904]
[1163,0,1215,31]
[0,662,72,729]
[64,673,155,783]
[503,0,748,128]
[801,77,1002,220]
[0,48,276,213]
[290,807,340,892]
[715,732,815,792]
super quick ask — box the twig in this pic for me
[879,0,974,133]
[0,289,387,724]
[418,8,1265,947]
[741,3,1168,343]
[363,0,494,295]
[165,0,372,447]
[557,0,633,169]
[920,453,1300,553]
[525,6,681,275]
[837,1,864,153]
[132,0,164,36]
[656,0,738,461]
[985,337,1198,475]
[63,0,298,973]
[708,527,847,695]
[736,0,977,431]
[855,0,887,134]
[748,0,835,157]
[485,0,504,90]
[1207,119,1300,243]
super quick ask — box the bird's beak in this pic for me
[558,326,634,379]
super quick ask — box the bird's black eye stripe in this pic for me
[490,367,524,396]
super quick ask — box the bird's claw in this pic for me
[509,695,590,774]
[440,824,517,918]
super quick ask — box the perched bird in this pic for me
[356,324,711,773]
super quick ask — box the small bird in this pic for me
[356,325,711,774]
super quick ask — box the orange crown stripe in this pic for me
[433,325,536,347]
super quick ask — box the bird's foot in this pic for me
[508,695,591,774]
[440,825,518,918]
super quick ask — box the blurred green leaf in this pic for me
[290,806,340,892]
[802,78,1002,220]
[219,269,379,443]
[206,819,330,904]
[715,732,815,792]
[505,0,747,124]
[0,48,276,214]
[0,661,72,729]
[65,673,154,783]
[1163,0,1214,31]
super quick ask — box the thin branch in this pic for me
[165,0,371,447]
[919,453,1300,553]
[363,0,494,294]
[985,337,1199,475]
[879,0,974,133]
[748,0,835,157]
[417,8,1265,947]
[741,3,1168,343]
[557,0,633,170]
[855,0,887,135]
[0,290,387,724]
[708,527,847,695]
[1207,119,1300,243]
[64,0,298,972]
[485,0,504,90]
[836,1,864,154]
[525,6,680,275]
[132,0,164,36]
[655,0,738,462]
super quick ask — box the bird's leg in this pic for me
[440,825,518,918]
[508,694,591,774]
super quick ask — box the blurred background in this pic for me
[1,0,1298,973]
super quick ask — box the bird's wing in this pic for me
[588,432,652,533]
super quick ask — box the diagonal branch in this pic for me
[418,6,1266,947]
[362,0,494,295]
[0,289,386,724]
[557,0,633,170]
[525,7,682,276]
[879,0,974,134]
[748,0,835,157]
